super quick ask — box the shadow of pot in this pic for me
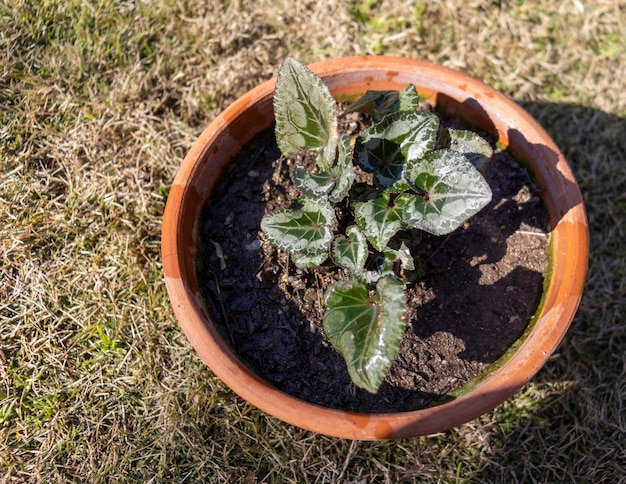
[161,56,588,440]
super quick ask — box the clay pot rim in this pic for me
[161,56,588,440]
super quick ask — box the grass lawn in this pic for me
[1,0,624,481]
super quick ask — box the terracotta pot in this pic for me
[161,56,588,440]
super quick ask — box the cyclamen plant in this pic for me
[261,57,493,393]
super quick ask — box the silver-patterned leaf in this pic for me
[291,250,329,268]
[398,84,419,112]
[354,135,404,189]
[331,226,368,273]
[292,164,336,198]
[365,242,415,283]
[384,242,415,272]
[354,111,439,189]
[292,135,355,202]
[355,193,405,251]
[274,57,338,170]
[448,128,493,173]
[260,197,334,257]
[399,149,492,235]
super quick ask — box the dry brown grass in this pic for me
[1,0,624,482]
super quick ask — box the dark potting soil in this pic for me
[197,122,549,414]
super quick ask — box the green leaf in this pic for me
[354,111,439,189]
[323,277,407,393]
[384,177,412,194]
[342,85,420,122]
[292,135,355,202]
[355,193,405,251]
[331,226,368,273]
[384,242,415,272]
[398,149,492,236]
[365,242,415,283]
[328,135,355,202]
[260,198,334,259]
[291,251,328,268]
[354,135,404,189]
[342,90,400,122]
[274,57,338,170]
[394,111,440,161]
[448,128,493,173]
[348,183,382,205]
[398,84,420,112]
[292,164,336,198]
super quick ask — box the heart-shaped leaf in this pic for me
[355,111,439,189]
[323,276,406,393]
[399,149,492,235]
[355,193,405,251]
[331,226,368,273]
[292,135,355,202]
[274,57,338,170]
[448,128,493,173]
[354,136,404,190]
[293,164,336,199]
[260,197,334,259]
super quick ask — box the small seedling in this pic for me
[261,57,493,393]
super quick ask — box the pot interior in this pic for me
[163,57,587,439]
